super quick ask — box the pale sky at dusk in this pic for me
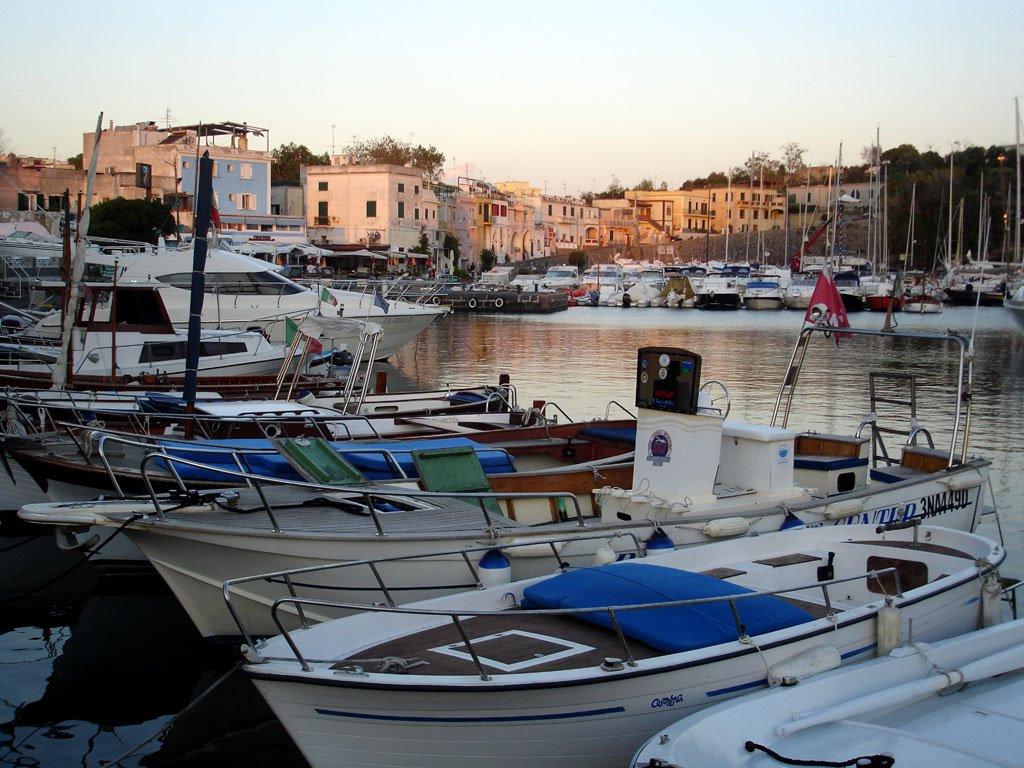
[4,0,1022,194]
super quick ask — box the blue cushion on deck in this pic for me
[152,436,515,482]
[521,562,813,653]
[794,456,867,471]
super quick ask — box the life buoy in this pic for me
[494,297,504,309]
[431,296,441,304]
[467,297,477,309]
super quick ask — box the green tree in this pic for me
[343,135,446,183]
[89,197,176,242]
[410,232,430,254]
[634,178,656,191]
[567,250,587,270]
[594,175,625,199]
[443,233,461,267]
[479,248,496,272]
[271,142,329,182]
[67,153,83,170]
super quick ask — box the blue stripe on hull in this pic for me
[313,705,626,724]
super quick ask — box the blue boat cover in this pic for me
[153,436,516,482]
[445,390,489,404]
[521,562,813,653]
[577,426,637,444]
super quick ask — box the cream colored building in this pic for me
[708,183,786,235]
[304,159,438,265]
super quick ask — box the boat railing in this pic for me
[602,400,638,421]
[906,426,935,449]
[259,565,908,676]
[772,324,972,468]
[56,413,392,488]
[134,443,575,526]
[225,530,651,653]
[77,423,507,495]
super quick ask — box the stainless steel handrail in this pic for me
[226,530,650,656]
[263,565,904,676]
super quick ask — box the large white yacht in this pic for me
[28,241,445,359]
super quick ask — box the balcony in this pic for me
[315,217,331,225]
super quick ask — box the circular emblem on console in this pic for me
[647,429,672,466]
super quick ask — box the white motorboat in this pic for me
[782,273,817,310]
[241,523,1006,768]
[539,265,581,291]
[692,274,741,309]
[631,618,1024,768]
[943,262,1008,307]
[25,241,445,360]
[742,279,784,310]
[0,284,319,388]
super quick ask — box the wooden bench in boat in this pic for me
[869,444,957,483]
[793,433,869,496]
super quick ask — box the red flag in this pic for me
[804,269,851,343]
[306,335,323,355]
[210,204,222,229]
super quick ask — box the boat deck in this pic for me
[103,485,529,536]
[333,586,839,677]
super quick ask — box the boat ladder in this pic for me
[864,371,929,467]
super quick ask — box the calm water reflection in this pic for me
[1,305,1022,766]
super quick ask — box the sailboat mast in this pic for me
[52,113,103,390]
[947,147,955,268]
[1015,96,1021,265]
[977,173,985,262]
[725,173,731,262]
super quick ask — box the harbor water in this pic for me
[2,305,1022,767]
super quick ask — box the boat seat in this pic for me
[272,437,367,486]
[412,445,503,516]
[794,433,869,459]
[871,445,955,484]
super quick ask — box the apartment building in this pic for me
[0,154,84,233]
[82,120,274,237]
[304,158,437,272]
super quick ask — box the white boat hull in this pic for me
[743,296,784,310]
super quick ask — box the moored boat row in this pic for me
[7,305,1021,768]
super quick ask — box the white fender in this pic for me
[823,498,865,520]
[702,517,751,538]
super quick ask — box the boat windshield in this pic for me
[156,270,308,296]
